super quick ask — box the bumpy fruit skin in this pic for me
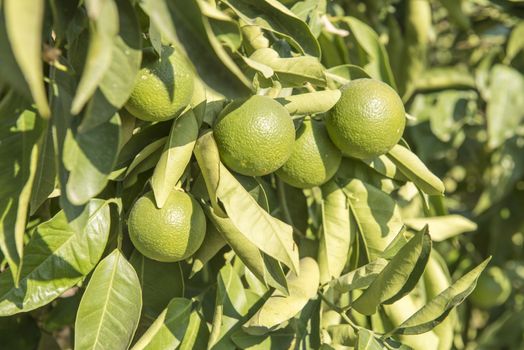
[469,266,512,309]
[214,95,295,176]
[125,46,194,122]
[128,190,206,262]
[277,118,342,188]
[326,78,406,159]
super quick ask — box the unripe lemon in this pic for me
[125,46,194,122]
[470,266,511,309]
[214,95,295,176]
[277,118,342,188]
[326,79,405,159]
[128,190,206,262]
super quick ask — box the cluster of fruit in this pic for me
[124,47,406,264]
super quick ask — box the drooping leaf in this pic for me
[505,22,524,64]
[0,200,110,316]
[250,48,326,87]
[79,0,142,131]
[352,229,432,315]
[138,0,177,43]
[151,109,198,208]
[244,257,319,334]
[29,121,56,215]
[132,298,192,350]
[71,0,119,114]
[394,258,491,335]
[339,178,403,260]
[318,180,353,284]
[0,91,44,283]
[328,258,388,293]
[223,0,320,57]
[386,144,445,196]
[208,263,258,349]
[191,224,227,277]
[404,215,477,242]
[75,249,142,350]
[179,308,210,350]
[277,90,341,115]
[4,0,50,117]
[170,0,252,98]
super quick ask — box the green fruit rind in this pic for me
[128,190,206,262]
[326,78,406,159]
[277,118,342,188]
[125,46,194,122]
[214,95,295,176]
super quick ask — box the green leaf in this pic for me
[386,144,445,196]
[70,0,118,115]
[123,137,166,188]
[179,308,210,350]
[339,178,403,260]
[413,67,475,92]
[341,17,396,89]
[325,64,371,86]
[190,224,227,277]
[318,180,353,284]
[204,206,288,295]
[75,249,142,350]
[328,258,388,293]
[404,215,477,242]
[138,0,177,44]
[361,155,406,182]
[63,113,122,205]
[130,251,184,337]
[29,121,56,215]
[352,229,432,315]
[394,258,491,335]
[486,65,524,150]
[170,0,252,98]
[79,0,142,131]
[152,110,198,207]
[202,2,242,52]
[244,257,319,334]
[356,329,382,350]
[0,91,43,283]
[223,0,320,57]
[277,90,341,115]
[4,0,50,117]
[505,22,524,64]
[250,48,326,87]
[0,200,110,316]
[208,263,256,349]
[195,131,299,274]
[132,298,192,350]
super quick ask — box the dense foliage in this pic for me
[0,0,523,349]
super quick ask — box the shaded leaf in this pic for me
[4,0,50,117]
[0,91,43,283]
[352,229,431,315]
[356,329,382,350]
[151,110,198,207]
[318,180,353,284]
[179,308,210,350]
[223,0,320,57]
[75,249,142,350]
[0,200,110,316]
[328,258,388,293]
[395,258,491,335]
[132,298,192,350]
[404,215,477,242]
[244,257,319,334]
[190,224,227,277]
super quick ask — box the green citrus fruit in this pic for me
[214,95,295,176]
[125,46,194,122]
[326,79,406,159]
[276,118,342,188]
[128,190,206,262]
[469,266,511,309]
